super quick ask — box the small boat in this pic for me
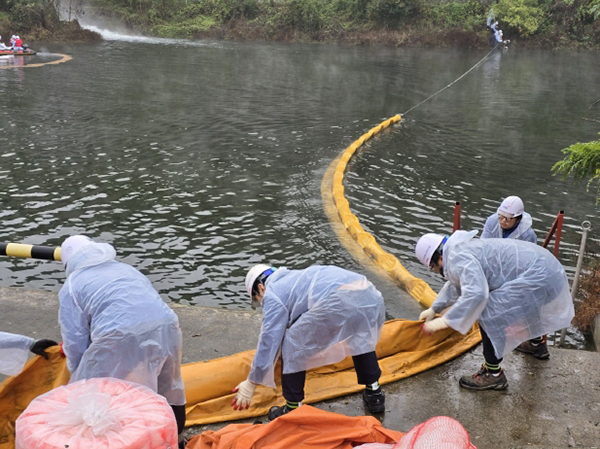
[0,47,36,56]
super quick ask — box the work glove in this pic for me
[419,307,436,322]
[422,317,449,335]
[29,339,58,360]
[232,379,256,410]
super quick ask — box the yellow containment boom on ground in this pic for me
[0,319,481,449]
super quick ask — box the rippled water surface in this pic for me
[0,36,598,336]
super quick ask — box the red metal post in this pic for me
[542,216,558,249]
[553,210,564,257]
[453,201,461,233]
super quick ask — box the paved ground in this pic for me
[2,286,599,449]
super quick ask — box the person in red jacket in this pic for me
[14,36,23,50]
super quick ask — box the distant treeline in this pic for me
[2,0,600,47]
[0,0,99,41]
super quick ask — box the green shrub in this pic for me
[276,0,329,33]
[366,0,420,23]
[495,0,545,36]
[553,133,600,204]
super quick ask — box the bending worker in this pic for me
[481,195,549,360]
[59,235,187,448]
[0,331,57,376]
[415,230,574,391]
[232,264,386,419]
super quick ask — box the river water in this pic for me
[0,32,598,344]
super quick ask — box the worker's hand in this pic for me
[419,307,436,322]
[422,317,449,335]
[232,379,256,410]
[29,339,59,360]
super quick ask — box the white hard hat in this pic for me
[61,235,92,267]
[497,196,524,218]
[415,234,446,267]
[245,264,274,298]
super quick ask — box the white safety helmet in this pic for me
[415,233,446,267]
[60,235,92,267]
[245,264,274,298]
[497,195,524,218]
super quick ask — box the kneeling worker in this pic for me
[415,230,574,391]
[232,264,386,419]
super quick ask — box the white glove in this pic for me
[231,379,256,410]
[419,307,436,322]
[422,317,449,335]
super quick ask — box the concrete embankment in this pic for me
[1,286,599,448]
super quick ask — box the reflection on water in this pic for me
[0,38,598,345]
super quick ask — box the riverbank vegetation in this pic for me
[2,0,599,47]
[91,0,599,48]
[0,0,99,41]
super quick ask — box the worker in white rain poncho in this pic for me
[231,265,385,420]
[415,230,573,391]
[481,196,537,244]
[0,332,57,376]
[59,235,187,448]
[481,195,551,361]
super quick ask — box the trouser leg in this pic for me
[171,404,186,436]
[281,359,307,403]
[352,351,382,385]
[480,326,503,366]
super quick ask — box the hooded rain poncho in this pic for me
[59,241,185,405]
[432,231,574,358]
[249,266,385,388]
[0,332,34,376]
[481,212,537,244]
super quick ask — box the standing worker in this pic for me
[59,235,187,448]
[0,331,57,376]
[415,230,573,391]
[231,264,386,419]
[481,196,549,359]
[481,195,536,243]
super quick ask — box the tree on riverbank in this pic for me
[0,0,99,41]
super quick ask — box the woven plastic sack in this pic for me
[15,377,178,449]
[394,416,477,449]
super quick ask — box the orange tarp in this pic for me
[0,320,480,449]
[186,405,403,449]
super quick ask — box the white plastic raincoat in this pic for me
[0,331,34,376]
[59,241,185,405]
[248,265,385,387]
[481,212,537,244]
[432,231,574,358]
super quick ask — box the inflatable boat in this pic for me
[0,47,36,56]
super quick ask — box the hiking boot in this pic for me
[362,389,385,413]
[515,340,550,360]
[459,365,508,391]
[267,404,295,421]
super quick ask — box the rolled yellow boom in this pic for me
[0,243,61,261]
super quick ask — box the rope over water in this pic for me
[401,44,500,116]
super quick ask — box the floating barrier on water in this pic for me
[322,115,438,308]
[15,377,177,449]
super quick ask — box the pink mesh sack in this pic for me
[354,444,395,449]
[394,416,477,449]
[16,377,178,449]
